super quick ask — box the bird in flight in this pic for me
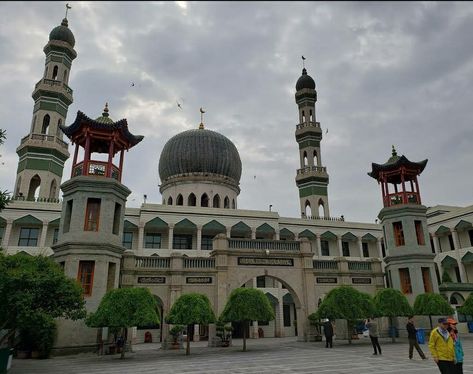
[131,82,135,87]
[177,101,182,109]
[325,128,328,134]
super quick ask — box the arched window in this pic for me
[232,199,236,209]
[167,196,173,205]
[41,114,50,135]
[63,70,68,83]
[201,193,209,207]
[303,151,308,167]
[52,65,59,80]
[188,193,196,206]
[213,194,220,208]
[305,201,312,217]
[49,179,57,200]
[27,175,41,201]
[313,150,318,166]
[318,199,325,218]
[56,119,62,137]
[309,109,313,122]
[224,196,230,209]
[302,110,305,123]
[176,194,183,206]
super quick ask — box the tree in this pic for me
[0,129,11,212]
[373,288,413,342]
[86,287,160,358]
[315,286,376,343]
[441,270,453,283]
[413,293,454,329]
[165,293,216,355]
[0,253,86,347]
[458,294,473,316]
[220,288,275,352]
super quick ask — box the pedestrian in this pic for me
[323,319,334,348]
[406,315,427,360]
[428,317,455,374]
[365,317,382,355]
[447,318,464,374]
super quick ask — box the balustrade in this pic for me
[297,166,327,175]
[313,260,338,270]
[135,256,170,268]
[228,239,300,251]
[184,258,215,268]
[72,160,121,180]
[347,261,372,271]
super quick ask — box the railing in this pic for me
[72,160,121,181]
[297,166,327,175]
[184,258,215,269]
[303,215,345,221]
[296,121,320,130]
[313,260,338,270]
[11,195,61,203]
[348,261,372,271]
[35,78,74,96]
[20,133,68,150]
[228,239,300,251]
[135,256,170,268]
[384,191,419,207]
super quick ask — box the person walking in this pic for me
[428,317,455,374]
[365,318,382,355]
[406,316,427,360]
[323,319,334,348]
[447,318,464,374]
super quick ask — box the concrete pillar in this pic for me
[278,295,285,338]
[137,223,144,253]
[226,226,231,239]
[275,231,280,240]
[252,276,260,337]
[168,225,174,250]
[377,238,385,274]
[251,228,256,240]
[2,220,13,248]
[452,230,461,250]
[193,324,200,342]
[196,226,202,251]
[315,234,321,256]
[337,236,343,257]
[39,221,49,247]
[452,230,467,282]
[433,235,440,254]
[357,237,363,258]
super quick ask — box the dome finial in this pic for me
[102,102,109,117]
[65,3,71,20]
[199,107,206,129]
[392,145,397,157]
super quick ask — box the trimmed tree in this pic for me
[315,286,376,344]
[220,288,275,352]
[413,293,454,329]
[441,270,453,283]
[0,253,86,348]
[86,287,160,358]
[165,293,216,355]
[458,294,473,316]
[373,288,413,342]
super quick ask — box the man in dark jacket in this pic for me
[407,316,426,359]
[324,320,334,348]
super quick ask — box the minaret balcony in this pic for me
[383,191,420,207]
[33,78,73,103]
[72,160,121,181]
[296,121,320,130]
[297,165,327,175]
[18,133,69,152]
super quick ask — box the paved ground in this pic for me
[9,336,473,373]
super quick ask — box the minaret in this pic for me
[52,104,144,351]
[294,66,330,218]
[14,16,77,201]
[368,146,439,303]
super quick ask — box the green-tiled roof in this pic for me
[362,233,377,242]
[175,218,196,230]
[441,255,457,268]
[341,232,357,241]
[435,225,451,236]
[455,220,472,231]
[14,215,42,225]
[298,229,316,240]
[256,223,275,234]
[203,220,225,233]
[145,217,168,229]
[321,231,337,241]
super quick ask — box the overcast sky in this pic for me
[1,1,472,223]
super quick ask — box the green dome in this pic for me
[95,103,114,124]
[49,18,75,48]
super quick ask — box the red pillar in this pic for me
[84,133,90,176]
[385,179,390,207]
[118,149,125,182]
[107,138,114,178]
[71,142,79,178]
[414,176,421,204]
[401,169,407,204]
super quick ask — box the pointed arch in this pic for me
[52,65,58,80]
[232,199,236,209]
[313,150,318,166]
[188,193,196,206]
[167,196,173,205]
[41,114,50,135]
[302,110,306,123]
[309,109,313,122]
[304,200,312,217]
[27,175,41,201]
[213,194,220,208]
[49,179,57,200]
[231,221,251,238]
[303,151,308,166]
[201,193,209,207]
[224,196,230,209]
[176,194,183,206]
[318,199,325,217]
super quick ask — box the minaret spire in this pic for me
[65,3,71,19]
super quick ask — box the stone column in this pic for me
[433,235,440,254]
[2,220,13,248]
[275,231,280,240]
[377,238,385,273]
[137,223,144,253]
[252,278,259,338]
[251,228,256,240]
[39,221,49,247]
[357,237,363,258]
[168,225,174,250]
[226,226,231,239]
[278,294,285,338]
[452,230,461,250]
[337,236,343,257]
[315,234,321,257]
[194,324,200,342]
[452,230,467,282]
[196,226,202,251]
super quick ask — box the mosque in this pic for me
[1,14,473,354]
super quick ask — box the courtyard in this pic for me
[9,336,473,374]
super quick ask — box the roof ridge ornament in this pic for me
[65,3,71,20]
[102,102,109,117]
[199,107,206,129]
[392,145,397,157]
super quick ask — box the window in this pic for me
[393,222,405,246]
[448,234,455,251]
[77,261,95,296]
[415,220,425,245]
[321,240,329,256]
[201,193,209,207]
[122,232,133,249]
[430,235,436,254]
[84,198,101,231]
[63,199,73,233]
[342,241,350,257]
[454,266,461,283]
[52,228,59,245]
[176,194,183,206]
[201,235,213,250]
[283,304,291,327]
[173,234,192,249]
[256,276,265,288]
[213,194,220,208]
[41,114,50,135]
[188,193,196,206]
[112,203,122,235]
[18,227,39,246]
[399,268,412,294]
[52,65,58,80]
[224,197,230,209]
[145,233,161,249]
[362,242,369,257]
[422,267,433,293]
[167,196,173,205]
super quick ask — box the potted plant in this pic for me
[216,320,232,347]
[307,313,323,342]
[169,325,183,349]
